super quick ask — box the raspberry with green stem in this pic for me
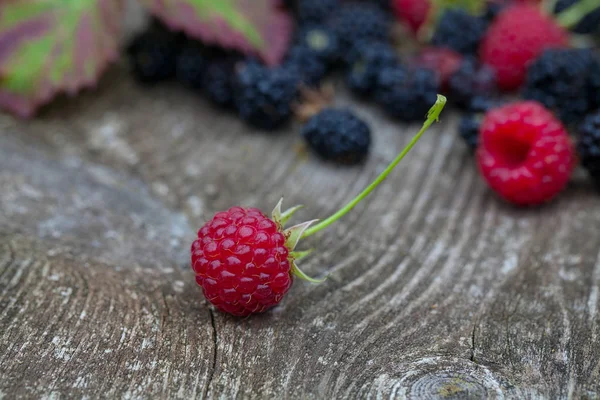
[191,95,447,316]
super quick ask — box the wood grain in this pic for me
[1,65,600,399]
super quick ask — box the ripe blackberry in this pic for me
[283,46,327,87]
[298,0,339,23]
[375,66,439,122]
[328,3,392,61]
[577,111,600,185]
[448,57,496,109]
[554,0,600,34]
[175,40,207,90]
[458,97,496,151]
[522,48,594,126]
[459,114,482,151]
[589,56,600,111]
[302,108,371,164]
[295,25,340,66]
[126,25,179,84]
[431,9,488,55]
[202,54,240,108]
[347,42,399,96]
[234,62,298,130]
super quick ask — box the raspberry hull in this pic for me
[476,102,575,206]
[191,207,292,316]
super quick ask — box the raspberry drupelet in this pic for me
[191,96,448,317]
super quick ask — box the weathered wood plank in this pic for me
[1,64,600,399]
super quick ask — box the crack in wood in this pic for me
[204,308,218,399]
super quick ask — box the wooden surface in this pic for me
[1,63,600,399]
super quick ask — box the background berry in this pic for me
[431,9,488,56]
[127,25,180,84]
[476,101,575,205]
[328,3,392,61]
[175,40,207,90]
[448,57,496,109]
[295,25,340,66]
[347,42,399,97]
[203,54,240,109]
[234,62,298,130]
[298,0,339,24]
[577,111,600,185]
[480,4,569,90]
[522,48,594,126]
[375,66,439,122]
[302,108,371,164]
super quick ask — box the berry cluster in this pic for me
[127,0,600,209]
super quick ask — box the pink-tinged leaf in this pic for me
[0,0,123,118]
[139,0,293,66]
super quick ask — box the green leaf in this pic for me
[138,0,293,66]
[0,0,123,118]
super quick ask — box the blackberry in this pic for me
[467,96,496,114]
[126,25,180,84]
[283,46,327,87]
[328,3,392,61]
[175,40,207,90]
[447,58,496,109]
[431,9,488,55]
[457,97,496,150]
[374,66,439,122]
[346,41,399,96]
[459,114,482,151]
[298,0,339,23]
[234,62,298,130]
[302,108,371,164]
[554,0,600,34]
[577,111,600,185]
[295,25,340,66]
[589,55,600,111]
[202,54,240,108]
[522,48,594,126]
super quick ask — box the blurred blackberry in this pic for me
[448,58,496,109]
[459,114,482,151]
[126,25,180,84]
[523,48,594,126]
[175,40,207,90]
[328,3,392,61]
[484,0,506,21]
[375,66,439,122]
[554,0,600,34]
[283,46,327,87]
[589,55,600,111]
[295,25,340,66]
[458,97,496,151]
[467,96,497,113]
[234,62,298,130]
[302,108,371,164]
[431,9,488,55]
[202,54,240,108]
[347,41,399,96]
[577,111,600,185]
[298,0,339,24]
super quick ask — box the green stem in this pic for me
[302,95,447,239]
[555,0,600,29]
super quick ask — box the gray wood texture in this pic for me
[1,53,600,400]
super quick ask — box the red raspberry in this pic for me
[480,4,568,90]
[476,101,575,206]
[393,0,431,34]
[410,47,463,90]
[191,206,293,316]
